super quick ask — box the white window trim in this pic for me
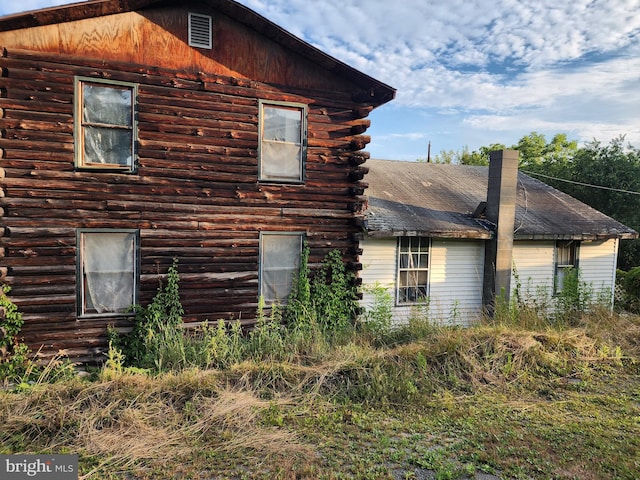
[74,76,138,172]
[259,232,304,304]
[77,228,140,318]
[396,236,431,305]
[258,100,307,183]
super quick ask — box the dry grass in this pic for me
[0,371,316,479]
[1,309,639,479]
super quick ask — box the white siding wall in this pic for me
[359,237,484,326]
[429,239,484,325]
[579,239,618,306]
[360,237,620,326]
[511,239,618,309]
[359,237,398,313]
[511,241,555,308]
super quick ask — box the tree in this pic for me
[556,137,640,270]
[442,132,640,269]
[514,132,578,172]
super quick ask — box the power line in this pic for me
[522,170,640,196]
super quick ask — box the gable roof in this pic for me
[0,0,395,106]
[364,159,638,241]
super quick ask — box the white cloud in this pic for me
[2,0,640,153]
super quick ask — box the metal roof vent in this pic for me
[189,13,212,49]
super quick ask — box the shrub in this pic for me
[309,249,359,333]
[116,258,185,370]
[360,283,393,338]
[1,285,75,387]
[286,247,359,336]
[0,285,24,360]
[622,266,640,313]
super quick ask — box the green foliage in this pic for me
[310,249,359,333]
[286,247,359,336]
[285,245,314,332]
[429,143,507,166]
[0,286,75,387]
[247,299,287,362]
[618,266,640,313]
[450,132,639,268]
[116,258,185,370]
[523,136,640,269]
[0,285,24,356]
[554,268,586,320]
[360,283,393,337]
[515,132,577,169]
[623,265,640,296]
[109,250,359,371]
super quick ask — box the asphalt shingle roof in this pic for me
[364,159,638,240]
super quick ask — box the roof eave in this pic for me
[365,229,493,240]
[0,0,396,106]
[515,231,639,241]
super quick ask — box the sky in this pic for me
[2,0,640,161]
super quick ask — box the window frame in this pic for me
[76,228,140,318]
[258,100,307,183]
[554,240,579,294]
[74,76,138,173]
[396,236,431,305]
[259,232,304,304]
[188,12,213,49]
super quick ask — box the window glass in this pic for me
[83,84,133,126]
[80,231,137,316]
[260,233,303,303]
[259,102,305,182]
[83,127,133,166]
[397,236,430,304]
[76,79,136,170]
[555,241,579,293]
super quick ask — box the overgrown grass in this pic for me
[2,255,640,478]
[1,307,639,479]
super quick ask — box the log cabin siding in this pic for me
[0,45,377,361]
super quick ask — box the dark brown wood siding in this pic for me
[0,47,372,361]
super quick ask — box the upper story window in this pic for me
[75,77,137,172]
[397,237,430,305]
[555,240,579,293]
[259,100,307,183]
[259,232,304,304]
[77,229,139,317]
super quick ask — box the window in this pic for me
[259,101,306,182]
[397,237,430,304]
[555,240,579,293]
[78,230,139,316]
[189,13,213,49]
[259,233,303,303]
[75,77,137,171]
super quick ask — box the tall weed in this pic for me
[1,285,75,387]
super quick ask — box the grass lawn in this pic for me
[1,309,639,479]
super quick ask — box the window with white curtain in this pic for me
[78,230,138,316]
[259,233,303,303]
[555,240,579,294]
[397,236,430,304]
[75,77,137,171]
[259,101,306,182]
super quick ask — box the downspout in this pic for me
[482,149,519,316]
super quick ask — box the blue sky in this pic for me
[3,0,640,161]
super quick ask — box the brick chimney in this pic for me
[482,149,519,315]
